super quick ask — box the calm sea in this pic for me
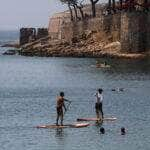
[0,31,150,150]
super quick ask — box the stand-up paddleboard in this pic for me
[36,123,90,129]
[77,117,117,122]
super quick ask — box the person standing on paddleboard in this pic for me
[56,92,71,126]
[95,88,104,119]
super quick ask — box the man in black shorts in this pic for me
[56,92,70,126]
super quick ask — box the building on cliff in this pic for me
[47,2,150,53]
[20,1,150,53]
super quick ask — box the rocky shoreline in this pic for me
[1,43,20,48]
[19,31,149,59]
[0,42,20,55]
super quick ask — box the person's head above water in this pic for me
[98,88,103,93]
[100,127,105,134]
[121,127,126,135]
[60,92,65,97]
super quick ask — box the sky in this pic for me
[0,0,106,30]
[0,0,66,30]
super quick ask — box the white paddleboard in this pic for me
[36,123,90,129]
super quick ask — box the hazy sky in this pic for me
[0,0,66,30]
[0,0,106,30]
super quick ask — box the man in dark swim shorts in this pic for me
[56,92,70,126]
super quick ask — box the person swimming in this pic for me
[96,61,110,68]
[100,127,105,134]
[121,127,126,135]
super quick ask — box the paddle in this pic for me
[64,101,71,116]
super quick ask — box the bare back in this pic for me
[56,96,64,108]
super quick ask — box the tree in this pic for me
[71,0,79,20]
[71,0,85,19]
[112,0,116,12]
[108,0,116,13]
[59,0,74,20]
[60,0,85,20]
[74,0,85,19]
[90,0,99,17]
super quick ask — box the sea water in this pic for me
[0,31,150,150]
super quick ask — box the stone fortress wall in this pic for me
[19,3,150,53]
[20,28,48,46]
[48,4,150,53]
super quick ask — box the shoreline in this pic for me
[19,37,149,60]
[19,49,148,60]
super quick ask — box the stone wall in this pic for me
[48,12,70,40]
[20,28,36,46]
[59,12,150,52]
[61,13,121,43]
[48,4,105,40]
[146,14,150,50]
[37,28,48,39]
[20,28,48,46]
[121,12,150,52]
[47,3,150,53]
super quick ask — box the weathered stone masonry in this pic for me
[48,11,150,53]
[121,12,150,52]
[20,28,48,46]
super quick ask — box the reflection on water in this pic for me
[0,55,150,150]
[55,129,64,138]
